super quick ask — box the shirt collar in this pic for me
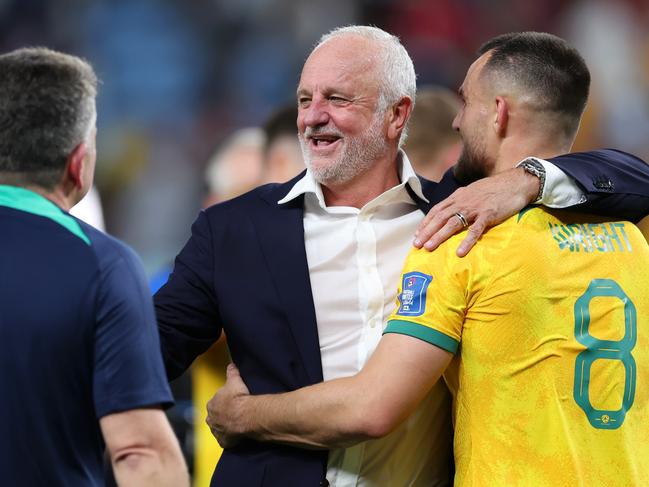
[0,184,90,245]
[400,151,428,202]
[277,150,428,207]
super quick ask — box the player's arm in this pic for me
[543,149,649,222]
[93,240,190,485]
[415,149,649,255]
[100,407,189,487]
[207,333,452,449]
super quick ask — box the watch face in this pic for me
[524,160,544,177]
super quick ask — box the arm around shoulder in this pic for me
[208,334,453,449]
[547,149,649,221]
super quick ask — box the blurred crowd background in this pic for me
[3,0,649,484]
[3,0,648,274]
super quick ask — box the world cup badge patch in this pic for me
[397,272,432,317]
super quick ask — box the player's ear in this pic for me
[493,96,509,138]
[64,142,88,190]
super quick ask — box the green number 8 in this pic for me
[573,279,637,429]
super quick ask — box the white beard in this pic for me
[300,111,389,185]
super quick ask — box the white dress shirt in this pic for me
[278,153,583,486]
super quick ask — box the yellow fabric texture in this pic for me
[387,207,649,486]
[192,338,229,487]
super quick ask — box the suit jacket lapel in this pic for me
[251,178,324,385]
[408,169,463,211]
[405,179,432,213]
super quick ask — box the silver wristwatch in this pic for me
[520,158,546,203]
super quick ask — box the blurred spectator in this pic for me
[203,127,265,207]
[261,104,304,184]
[6,0,645,278]
[403,85,462,182]
[82,0,205,127]
[561,0,649,159]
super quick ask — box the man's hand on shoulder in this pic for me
[206,363,251,449]
[414,166,539,256]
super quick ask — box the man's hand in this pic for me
[206,363,250,449]
[414,167,539,256]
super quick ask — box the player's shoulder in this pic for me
[416,207,546,269]
[442,207,535,253]
[76,219,145,277]
[503,205,598,234]
[517,206,648,255]
[528,206,640,238]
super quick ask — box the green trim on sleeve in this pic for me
[0,185,90,245]
[384,319,459,354]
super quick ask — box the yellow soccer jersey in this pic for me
[385,207,649,486]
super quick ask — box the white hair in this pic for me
[314,25,417,145]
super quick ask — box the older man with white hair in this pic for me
[157,26,649,487]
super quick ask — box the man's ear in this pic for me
[493,96,509,138]
[64,142,88,190]
[387,96,413,142]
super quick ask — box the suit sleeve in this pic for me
[154,210,222,380]
[547,149,649,222]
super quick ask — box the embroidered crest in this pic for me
[396,272,432,317]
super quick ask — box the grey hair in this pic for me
[0,47,98,189]
[314,26,417,145]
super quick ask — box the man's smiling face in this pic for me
[296,35,390,185]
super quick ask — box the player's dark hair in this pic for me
[0,47,97,189]
[262,104,298,155]
[478,32,590,137]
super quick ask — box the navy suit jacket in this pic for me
[155,149,649,487]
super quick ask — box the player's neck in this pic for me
[28,185,76,211]
[495,136,571,171]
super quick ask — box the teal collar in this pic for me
[0,185,90,245]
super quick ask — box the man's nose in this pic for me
[302,99,330,127]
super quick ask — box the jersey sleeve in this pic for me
[384,242,470,354]
[92,241,173,418]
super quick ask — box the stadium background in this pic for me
[3,0,648,485]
